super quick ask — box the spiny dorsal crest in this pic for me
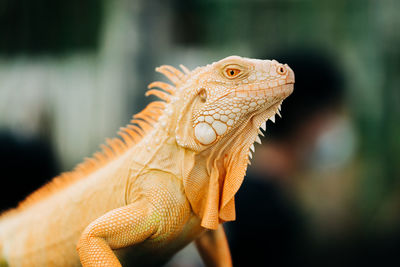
[10,64,190,212]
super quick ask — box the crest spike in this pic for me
[145,89,171,102]
[93,151,107,163]
[156,65,182,85]
[113,138,127,150]
[118,131,134,146]
[106,138,123,155]
[148,81,175,94]
[179,64,191,74]
[149,101,167,110]
[130,119,153,132]
[133,112,157,122]
[162,65,184,79]
[120,127,141,142]
[127,124,146,136]
[100,144,114,158]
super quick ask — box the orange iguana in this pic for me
[0,56,294,267]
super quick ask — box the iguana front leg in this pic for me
[195,225,232,267]
[77,199,158,267]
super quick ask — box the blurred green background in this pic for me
[0,0,399,266]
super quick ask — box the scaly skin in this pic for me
[0,56,294,266]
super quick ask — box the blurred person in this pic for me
[227,49,345,267]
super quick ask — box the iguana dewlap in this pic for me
[0,56,294,267]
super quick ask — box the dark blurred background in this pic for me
[0,0,399,266]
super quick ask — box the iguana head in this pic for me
[150,55,294,229]
[174,55,294,151]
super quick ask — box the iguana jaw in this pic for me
[214,96,289,166]
[249,82,294,128]
[193,82,293,147]
[204,80,293,171]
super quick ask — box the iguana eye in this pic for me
[277,65,287,75]
[225,68,241,78]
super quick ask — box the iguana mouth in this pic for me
[231,83,294,98]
